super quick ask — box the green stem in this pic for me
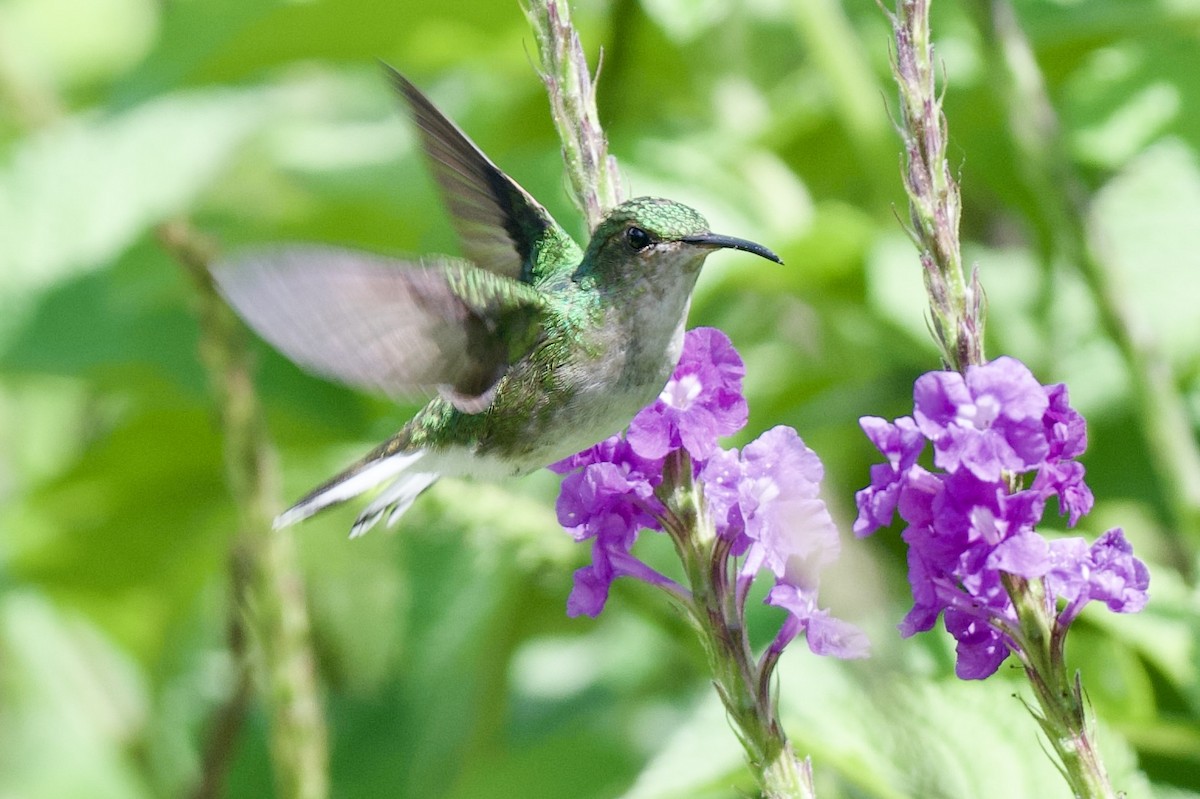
[1004,575,1117,799]
[891,1,1127,795]
[528,5,812,792]
[659,452,815,799]
[966,0,1200,549]
[189,546,254,799]
[889,0,985,371]
[160,220,330,799]
[524,0,625,230]
[699,610,814,799]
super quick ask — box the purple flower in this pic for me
[1033,460,1094,527]
[854,416,925,537]
[1030,381,1094,525]
[700,426,866,658]
[553,329,864,660]
[897,547,944,637]
[1043,383,1087,460]
[988,530,1051,579]
[555,435,660,528]
[1048,528,1150,626]
[568,541,680,618]
[913,356,1049,482]
[857,355,1149,680]
[698,447,747,544]
[766,583,870,659]
[944,609,1009,680]
[1088,529,1151,612]
[626,327,748,461]
[557,461,652,539]
[699,427,837,578]
[554,438,675,617]
[739,427,833,578]
[565,513,635,618]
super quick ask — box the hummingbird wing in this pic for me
[211,245,547,409]
[385,66,564,284]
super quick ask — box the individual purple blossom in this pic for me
[767,583,870,659]
[944,609,1009,680]
[1086,529,1151,612]
[1047,528,1150,626]
[1033,382,1095,524]
[856,356,1149,679]
[1043,382,1087,460]
[554,437,675,617]
[567,538,682,618]
[913,355,1049,482]
[626,326,748,461]
[1033,460,1094,526]
[555,459,656,542]
[731,430,832,576]
[854,415,926,537]
[704,427,832,572]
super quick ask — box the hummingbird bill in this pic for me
[212,66,782,537]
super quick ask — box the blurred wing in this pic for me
[211,245,547,404]
[385,65,562,283]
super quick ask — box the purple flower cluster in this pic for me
[701,428,868,658]
[855,356,1149,679]
[552,327,867,660]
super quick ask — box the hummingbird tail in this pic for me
[273,450,434,532]
[348,471,439,538]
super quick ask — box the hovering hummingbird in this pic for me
[213,66,782,537]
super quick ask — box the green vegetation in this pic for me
[1,0,1197,796]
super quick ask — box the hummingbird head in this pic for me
[580,197,782,292]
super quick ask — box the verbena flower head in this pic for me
[701,426,869,659]
[552,327,866,660]
[855,356,1148,679]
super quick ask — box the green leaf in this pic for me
[1091,139,1200,367]
[0,88,268,342]
[0,591,152,799]
[619,693,753,799]
[7,402,232,662]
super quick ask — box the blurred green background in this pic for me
[1,0,1198,796]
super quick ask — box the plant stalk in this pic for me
[524,0,625,230]
[160,220,330,799]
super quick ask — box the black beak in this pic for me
[680,232,783,264]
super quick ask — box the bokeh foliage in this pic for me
[1,0,1198,796]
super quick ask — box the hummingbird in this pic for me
[212,66,782,537]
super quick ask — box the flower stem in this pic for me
[889,2,1126,795]
[1004,573,1117,798]
[660,452,816,799]
[160,220,330,799]
[888,0,985,371]
[529,6,813,793]
[524,0,625,230]
[965,0,1200,546]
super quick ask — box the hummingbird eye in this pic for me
[625,226,653,252]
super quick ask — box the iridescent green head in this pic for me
[580,197,782,285]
